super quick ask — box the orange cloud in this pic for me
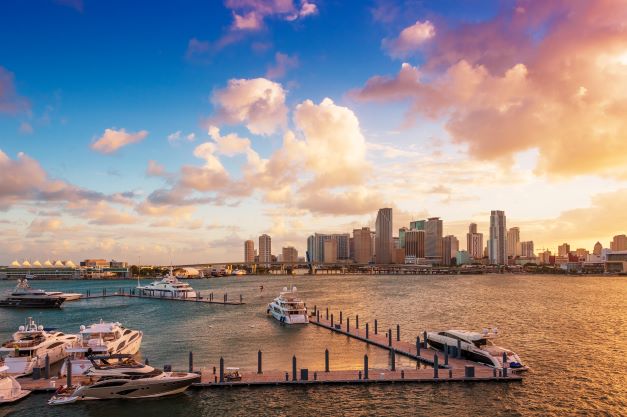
[91,128,149,154]
[383,20,435,58]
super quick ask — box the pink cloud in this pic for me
[383,20,435,58]
[0,67,29,115]
[91,128,149,154]
[266,52,299,79]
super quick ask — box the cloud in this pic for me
[91,128,149,154]
[28,218,63,235]
[383,20,435,58]
[352,1,627,178]
[225,0,317,29]
[19,122,33,134]
[0,67,29,115]
[211,77,287,135]
[146,160,166,177]
[207,125,253,156]
[266,52,299,79]
[297,188,382,215]
[167,130,196,145]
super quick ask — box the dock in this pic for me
[76,287,245,305]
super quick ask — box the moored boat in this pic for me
[267,287,308,325]
[0,365,30,404]
[0,277,66,308]
[137,268,197,299]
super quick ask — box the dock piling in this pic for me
[32,367,40,380]
[292,356,297,381]
[347,317,350,333]
[423,331,428,348]
[457,339,462,359]
[365,323,369,339]
[356,315,359,329]
[391,350,396,371]
[326,307,329,320]
[331,313,334,327]
[325,349,329,372]
[189,351,194,372]
[219,357,224,383]
[374,319,378,335]
[502,351,507,367]
[44,354,50,379]
[340,311,343,324]
[364,354,369,380]
[396,324,400,341]
[444,343,449,365]
[388,328,392,347]
[66,358,72,387]
[416,336,420,356]
[258,350,262,374]
[433,355,439,379]
[145,357,149,365]
[316,310,320,322]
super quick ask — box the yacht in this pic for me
[0,317,78,376]
[426,329,528,371]
[61,321,143,376]
[136,268,197,299]
[231,269,247,276]
[48,355,200,405]
[267,287,309,324]
[0,365,30,404]
[44,291,82,301]
[0,277,66,308]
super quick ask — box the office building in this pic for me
[410,220,425,230]
[375,208,393,264]
[323,240,338,263]
[558,243,570,257]
[244,240,255,263]
[466,223,484,259]
[442,235,459,266]
[610,234,627,251]
[507,227,520,257]
[405,230,425,258]
[282,246,298,263]
[425,217,443,263]
[593,241,603,255]
[520,241,534,258]
[352,227,373,264]
[488,210,507,265]
[399,227,408,248]
[259,234,272,264]
[308,233,350,263]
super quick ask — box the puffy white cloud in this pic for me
[207,125,252,156]
[383,20,435,58]
[211,78,288,135]
[91,128,148,154]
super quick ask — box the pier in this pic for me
[77,287,245,305]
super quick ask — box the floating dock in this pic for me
[76,287,244,305]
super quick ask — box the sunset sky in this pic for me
[1,0,627,264]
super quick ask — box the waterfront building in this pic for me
[410,220,425,230]
[558,243,570,257]
[82,259,109,268]
[507,227,520,258]
[456,250,471,265]
[352,227,372,264]
[259,234,272,264]
[393,248,406,264]
[375,208,393,264]
[574,248,589,260]
[399,227,408,248]
[466,223,484,259]
[538,250,552,265]
[488,210,507,265]
[610,234,627,251]
[323,240,338,263]
[425,217,443,263]
[244,240,255,263]
[593,241,603,255]
[282,246,298,263]
[520,241,535,258]
[442,235,459,265]
[405,230,425,258]
[308,233,351,263]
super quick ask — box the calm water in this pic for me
[0,274,625,416]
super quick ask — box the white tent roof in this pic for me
[54,260,64,267]
[33,260,42,267]
[22,260,31,267]
[44,260,53,266]
[65,260,76,267]
[10,260,20,267]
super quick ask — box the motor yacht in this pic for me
[61,321,143,376]
[44,291,82,301]
[0,365,30,404]
[267,286,309,324]
[426,329,528,371]
[0,277,67,308]
[136,268,197,299]
[0,317,78,376]
[48,355,200,405]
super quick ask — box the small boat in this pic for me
[231,269,247,276]
[426,329,528,371]
[136,268,197,299]
[0,365,30,404]
[0,317,78,376]
[0,277,66,308]
[48,355,200,405]
[61,321,143,376]
[267,286,309,325]
[224,367,242,381]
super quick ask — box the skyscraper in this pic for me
[520,241,534,257]
[375,208,393,264]
[244,240,255,263]
[488,210,507,265]
[259,234,271,264]
[593,241,603,255]
[466,223,484,259]
[507,227,520,258]
[425,217,443,263]
[282,246,298,263]
[405,230,425,258]
[610,234,627,251]
[399,227,408,248]
[410,220,426,230]
[323,240,338,263]
[558,243,570,257]
[442,235,459,266]
[353,227,373,264]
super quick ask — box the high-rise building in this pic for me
[456,250,471,265]
[259,234,272,264]
[410,220,426,230]
[520,241,534,257]
[442,235,459,266]
[488,210,507,265]
[308,233,351,263]
[425,217,443,263]
[466,223,484,259]
[593,241,603,255]
[399,227,408,248]
[405,230,425,258]
[352,227,373,264]
[244,240,255,263]
[507,227,520,258]
[558,243,570,257]
[282,246,298,263]
[323,240,338,263]
[610,234,627,251]
[375,208,393,264]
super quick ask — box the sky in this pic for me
[1,0,627,264]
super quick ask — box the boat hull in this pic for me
[0,297,65,308]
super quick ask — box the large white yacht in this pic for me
[0,277,67,308]
[48,355,200,405]
[267,287,309,325]
[426,329,528,371]
[136,268,197,299]
[0,365,30,404]
[0,317,78,376]
[61,321,143,376]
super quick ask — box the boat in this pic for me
[136,268,197,299]
[0,277,67,308]
[44,291,82,301]
[0,365,30,404]
[48,355,200,405]
[61,321,143,376]
[267,286,309,324]
[0,317,78,376]
[231,269,247,276]
[426,329,528,371]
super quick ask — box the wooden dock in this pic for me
[76,287,244,305]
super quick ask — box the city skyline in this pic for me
[1,1,627,264]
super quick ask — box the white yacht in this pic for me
[0,365,30,404]
[231,269,247,276]
[0,317,78,376]
[136,268,197,299]
[48,355,200,405]
[61,321,143,376]
[426,329,528,371]
[44,291,82,301]
[267,287,309,325]
[0,277,67,308]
